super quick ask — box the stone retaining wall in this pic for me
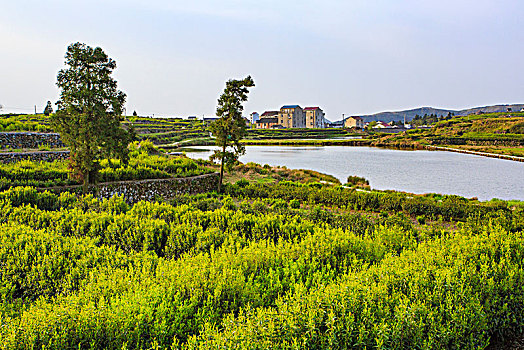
[0,132,64,149]
[0,150,70,163]
[44,173,220,203]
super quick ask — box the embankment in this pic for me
[424,145,524,162]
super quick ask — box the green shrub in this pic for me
[346,175,370,186]
[0,183,521,349]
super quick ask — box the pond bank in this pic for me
[425,145,524,162]
[240,139,371,146]
[238,140,524,163]
[183,145,524,200]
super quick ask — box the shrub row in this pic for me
[225,181,509,221]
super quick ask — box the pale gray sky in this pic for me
[1,0,523,120]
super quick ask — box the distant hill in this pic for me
[355,104,524,123]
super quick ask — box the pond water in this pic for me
[184,145,524,201]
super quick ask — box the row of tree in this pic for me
[409,112,454,126]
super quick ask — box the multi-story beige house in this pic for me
[278,105,305,128]
[304,107,326,128]
[344,116,364,129]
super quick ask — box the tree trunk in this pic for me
[83,170,89,194]
[218,143,226,193]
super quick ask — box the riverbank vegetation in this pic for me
[0,176,523,349]
[241,138,370,146]
[245,128,361,140]
[222,161,340,185]
[345,175,370,189]
[371,112,524,158]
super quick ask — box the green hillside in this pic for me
[372,112,524,157]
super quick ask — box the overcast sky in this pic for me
[1,0,523,120]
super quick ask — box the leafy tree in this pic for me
[43,101,53,116]
[133,110,137,117]
[52,42,132,192]
[209,76,255,192]
[391,120,403,127]
[366,121,377,130]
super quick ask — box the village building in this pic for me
[373,121,392,129]
[278,105,305,128]
[250,112,260,124]
[260,111,279,119]
[344,116,364,129]
[256,111,280,129]
[256,117,279,129]
[304,107,326,128]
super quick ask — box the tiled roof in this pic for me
[261,111,279,117]
[256,117,278,124]
[304,107,320,110]
[281,105,301,109]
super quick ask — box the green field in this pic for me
[0,141,212,190]
[0,178,523,349]
[0,114,52,132]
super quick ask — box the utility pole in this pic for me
[34,105,37,114]
[342,113,345,128]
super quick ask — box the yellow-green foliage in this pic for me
[0,185,522,349]
[0,148,212,189]
[434,113,524,136]
[0,115,52,132]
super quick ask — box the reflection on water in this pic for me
[184,145,524,201]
